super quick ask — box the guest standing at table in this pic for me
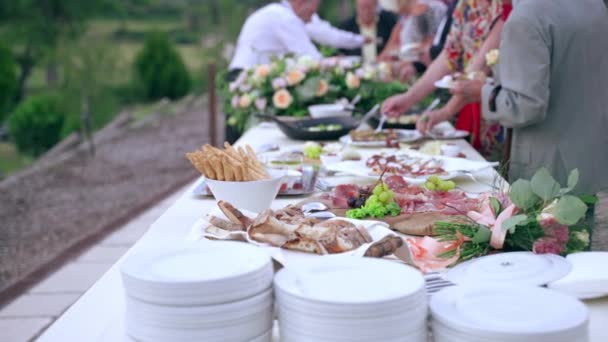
[447,0,608,194]
[229,0,322,73]
[382,0,505,158]
[226,0,321,144]
[306,14,371,51]
[378,0,447,82]
[339,0,399,64]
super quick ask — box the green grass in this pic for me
[0,142,33,177]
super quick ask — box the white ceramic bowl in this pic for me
[308,104,351,119]
[441,144,461,157]
[205,169,285,212]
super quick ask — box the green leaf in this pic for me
[567,169,579,190]
[579,194,598,205]
[560,169,580,195]
[510,179,541,209]
[295,77,320,102]
[471,226,492,243]
[530,168,561,201]
[501,214,528,232]
[554,195,588,226]
[489,197,502,216]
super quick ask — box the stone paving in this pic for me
[0,187,186,341]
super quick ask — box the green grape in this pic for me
[378,191,390,203]
[428,175,441,184]
[443,180,456,191]
[303,142,322,159]
[382,183,389,192]
[425,181,436,191]
[366,195,379,205]
[373,185,383,196]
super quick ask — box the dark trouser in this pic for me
[225,68,244,144]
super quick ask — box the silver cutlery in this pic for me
[420,98,441,139]
[375,114,387,133]
[356,104,380,131]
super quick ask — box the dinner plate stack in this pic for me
[120,241,274,342]
[274,257,428,342]
[430,285,590,342]
[446,252,572,287]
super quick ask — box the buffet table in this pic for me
[38,123,608,341]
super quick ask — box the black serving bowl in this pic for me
[256,114,358,141]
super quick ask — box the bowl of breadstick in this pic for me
[186,142,285,212]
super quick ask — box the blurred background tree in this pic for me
[0,42,17,123]
[134,32,192,101]
[0,0,354,174]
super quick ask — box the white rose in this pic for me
[485,49,500,66]
[345,72,361,89]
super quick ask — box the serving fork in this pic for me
[424,272,455,295]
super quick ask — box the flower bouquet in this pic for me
[222,55,406,133]
[412,168,594,270]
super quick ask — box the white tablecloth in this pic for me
[37,123,608,341]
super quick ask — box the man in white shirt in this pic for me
[306,14,367,50]
[229,0,322,71]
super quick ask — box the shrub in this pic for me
[8,95,65,156]
[133,32,192,101]
[0,42,17,123]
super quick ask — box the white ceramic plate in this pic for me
[121,242,273,305]
[430,285,589,338]
[446,252,571,287]
[274,256,425,305]
[548,252,608,299]
[325,150,497,183]
[434,78,455,89]
[429,129,470,140]
[339,129,423,147]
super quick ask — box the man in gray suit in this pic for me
[451,0,608,195]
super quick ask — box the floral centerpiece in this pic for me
[409,168,594,270]
[222,56,405,133]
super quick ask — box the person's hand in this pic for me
[450,79,484,104]
[381,93,413,118]
[397,62,416,83]
[416,109,452,134]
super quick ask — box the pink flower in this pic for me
[255,97,267,111]
[467,195,518,249]
[272,77,287,90]
[533,237,564,255]
[231,95,239,109]
[538,212,570,245]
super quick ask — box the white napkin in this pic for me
[187,208,415,268]
[548,252,608,299]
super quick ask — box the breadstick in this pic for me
[203,159,216,179]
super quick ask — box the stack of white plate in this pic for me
[446,252,572,287]
[121,241,274,342]
[274,257,428,342]
[549,252,608,299]
[430,285,589,342]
